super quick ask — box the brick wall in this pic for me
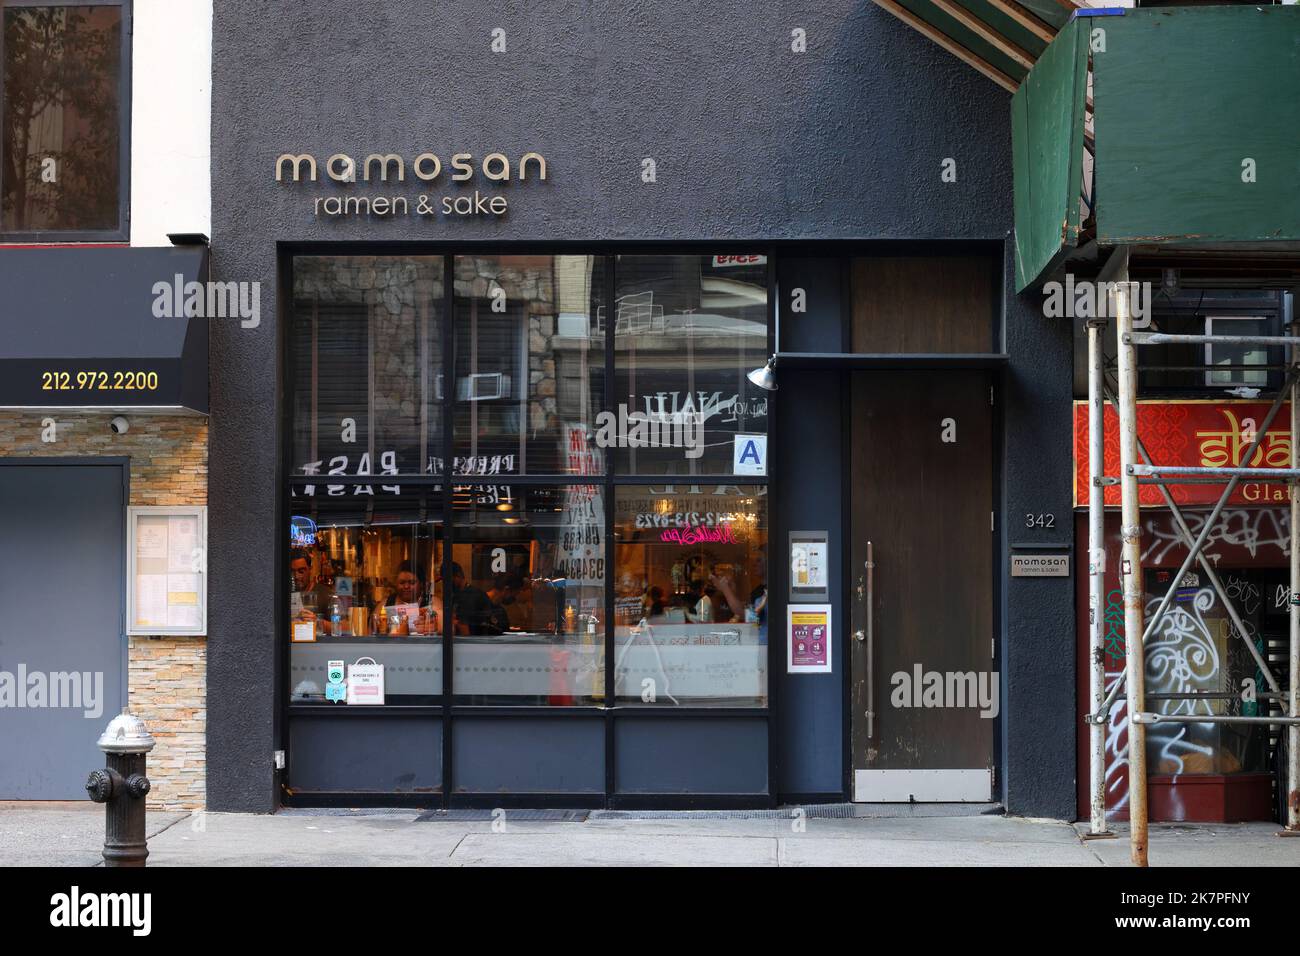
[0,413,208,809]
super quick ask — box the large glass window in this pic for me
[1,2,127,236]
[291,256,444,478]
[289,491,444,706]
[614,255,768,475]
[287,252,771,717]
[451,484,605,704]
[613,486,768,706]
[454,255,603,477]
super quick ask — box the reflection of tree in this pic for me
[2,7,120,231]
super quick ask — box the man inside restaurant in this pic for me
[290,550,335,622]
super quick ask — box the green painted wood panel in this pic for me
[1095,6,1300,245]
[1012,18,1088,290]
[895,0,1031,83]
[1017,0,1071,32]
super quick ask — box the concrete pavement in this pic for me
[2,804,1297,866]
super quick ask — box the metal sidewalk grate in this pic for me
[413,809,590,822]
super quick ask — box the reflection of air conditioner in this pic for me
[458,373,511,401]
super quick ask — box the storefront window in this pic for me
[451,484,605,704]
[287,252,771,716]
[289,491,443,706]
[614,255,768,475]
[291,256,444,477]
[1,3,126,234]
[613,486,768,706]
[453,255,603,477]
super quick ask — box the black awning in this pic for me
[0,245,209,413]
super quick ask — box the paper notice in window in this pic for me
[135,574,168,628]
[167,573,200,606]
[167,515,198,572]
[137,519,168,561]
[166,603,201,628]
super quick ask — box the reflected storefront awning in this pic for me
[0,245,209,413]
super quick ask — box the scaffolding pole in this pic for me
[1114,283,1149,867]
[1086,320,1110,837]
[1090,274,1300,852]
[1290,318,1300,831]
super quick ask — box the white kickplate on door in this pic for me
[854,769,991,803]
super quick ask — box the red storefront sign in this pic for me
[1073,400,1293,508]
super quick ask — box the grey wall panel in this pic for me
[0,463,125,799]
[453,718,604,794]
[615,718,768,794]
[289,716,442,793]
[1000,238,1076,819]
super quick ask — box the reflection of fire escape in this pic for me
[594,291,665,335]
[1084,256,1300,864]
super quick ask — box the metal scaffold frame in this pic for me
[1084,250,1300,867]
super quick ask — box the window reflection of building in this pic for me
[291,256,444,477]
[614,256,768,476]
[454,255,602,476]
[2,4,126,233]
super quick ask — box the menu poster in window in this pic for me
[787,604,832,674]
[558,424,605,591]
[167,515,198,572]
[129,508,206,635]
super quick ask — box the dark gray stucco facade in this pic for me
[208,0,1074,815]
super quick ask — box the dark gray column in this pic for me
[1000,237,1076,819]
[205,239,280,812]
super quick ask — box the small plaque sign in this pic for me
[1011,553,1070,577]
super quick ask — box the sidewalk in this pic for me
[2,804,1297,866]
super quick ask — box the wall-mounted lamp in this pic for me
[746,354,778,391]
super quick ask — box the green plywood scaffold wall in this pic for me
[1012,18,1088,292]
[1013,6,1300,292]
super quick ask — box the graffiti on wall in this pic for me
[1141,508,1291,565]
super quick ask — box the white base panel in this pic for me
[853,769,991,803]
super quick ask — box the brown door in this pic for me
[850,371,995,801]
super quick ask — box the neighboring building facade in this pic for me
[0,0,211,809]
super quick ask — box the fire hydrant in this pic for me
[85,711,155,867]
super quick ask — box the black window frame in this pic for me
[281,245,776,807]
[0,0,132,242]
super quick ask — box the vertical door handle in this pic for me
[866,541,874,739]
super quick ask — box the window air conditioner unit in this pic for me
[458,372,511,401]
